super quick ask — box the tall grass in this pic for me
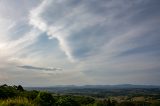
[0,97,36,106]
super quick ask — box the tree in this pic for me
[17,85,24,92]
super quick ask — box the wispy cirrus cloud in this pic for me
[29,0,160,62]
[29,0,75,62]
[18,65,62,71]
[0,0,160,86]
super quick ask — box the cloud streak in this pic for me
[18,65,62,71]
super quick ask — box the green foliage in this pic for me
[17,85,24,92]
[56,96,80,106]
[0,84,18,99]
[75,96,95,105]
[25,90,39,100]
[95,99,116,106]
[151,101,160,106]
[34,91,55,106]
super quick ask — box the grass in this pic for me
[0,97,36,106]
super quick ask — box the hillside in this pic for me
[1,84,160,106]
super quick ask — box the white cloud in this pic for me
[29,0,75,62]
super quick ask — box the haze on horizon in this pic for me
[0,0,160,86]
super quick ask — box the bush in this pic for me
[74,96,95,105]
[56,97,80,106]
[0,85,18,99]
[34,92,55,106]
[24,90,39,100]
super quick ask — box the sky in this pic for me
[0,0,160,86]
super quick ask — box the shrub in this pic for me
[34,92,55,106]
[56,97,80,106]
[0,85,17,99]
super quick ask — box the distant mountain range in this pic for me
[25,84,160,92]
[79,84,160,89]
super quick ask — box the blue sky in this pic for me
[0,0,160,86]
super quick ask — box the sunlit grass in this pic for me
[0,97,36,106]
